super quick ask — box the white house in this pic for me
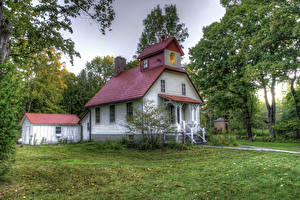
[20,113,82,145]
[83,36,206,144]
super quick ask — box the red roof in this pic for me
[85,65,193,107]
[25,113,80,125]
[159,94,203,104]
[137,37,184,59]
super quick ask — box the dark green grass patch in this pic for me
[1,142,299,199]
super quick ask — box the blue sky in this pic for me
[62,0,225,74]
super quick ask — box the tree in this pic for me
[85,55,114,87]
[0,0,115,65]
[136,4,188,55]
[61,56,114,117]
[189,0,299,140]
[23,50,67,113]
[0,63,23,176]
[242,0,300,139]
[124,101,175,149]
[189,19,257,140]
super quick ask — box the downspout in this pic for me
[89,108,92,141]
[80,123,83,142]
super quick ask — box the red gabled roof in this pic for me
[25,113,80,125]
[137,37,184,59]
[158,94,203,104]
[85,65,191,107]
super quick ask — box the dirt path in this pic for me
[202,145,300,154]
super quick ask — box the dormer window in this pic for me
[170,52,175,64]
[143,59,148,69]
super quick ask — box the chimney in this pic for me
[161,34,166,41]
[114,56,126,76]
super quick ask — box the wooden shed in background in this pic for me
[214,118,229,132]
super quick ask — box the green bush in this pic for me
[0,64,23,177]
[207,134,238,146]
[94,140,127,150]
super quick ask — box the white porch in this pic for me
[159,94,206,144]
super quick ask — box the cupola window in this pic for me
[170,52,175,64]
[143,59,148,69]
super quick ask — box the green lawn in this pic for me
[1,143,300,200]
[238,140,300,152]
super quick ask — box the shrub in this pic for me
[124,101,175,150]
[207,134,238,146]
[95,140,126,150]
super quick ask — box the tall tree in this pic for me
[0,62,23,176]
[189,0,299,140]
[85,55,114,87]
[136,4,188,55]
[24,49,67,113]
[61,56,114,117]
[0,0,115,65]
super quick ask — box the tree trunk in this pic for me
[263,78,276,139]
[0,0,12,64]
[243,96,253,140]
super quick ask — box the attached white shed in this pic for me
[21,113,81,145]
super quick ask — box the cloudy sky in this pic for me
[63,0,226,74]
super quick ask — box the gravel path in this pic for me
[202,145,300,154]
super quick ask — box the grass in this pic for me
[238,140,300,152]
[0,142,300,200]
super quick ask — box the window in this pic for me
[170,52,175,64]
[161,80,165,93]
[95,107,100,124]
[56,127,61,137]
[87,122,90,131]
[182,83,186,96]
[126,102,133,117]
[110,105,115,123]
[143,59,148,69]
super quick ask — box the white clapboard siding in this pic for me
[90,100,142,135]
[21,116,81,145]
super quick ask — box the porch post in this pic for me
[179,104,183,124]
[175,104,178,126]
[178,104,183,132]
[191,105,194,123]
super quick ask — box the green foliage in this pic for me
[85,55,114,86]
[189,0,300,139]
[125,101,175,150]
[0,63,23,177]
[125,60,140,70]
[275,85,300,139]
[136,4,188,55]
[2,0,115,65]
[206,134,238,146]
[61,55,113,117]
[23,49,66,113]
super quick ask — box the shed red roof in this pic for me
[85,65,193,107]
[137,37,184,59]
[159,94,203,104]
[25,113,80,125]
